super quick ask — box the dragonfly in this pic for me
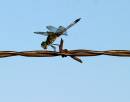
[34,18,81,51]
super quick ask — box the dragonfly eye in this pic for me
[41,41,47,49]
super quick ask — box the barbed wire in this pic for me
[0,39,130,63]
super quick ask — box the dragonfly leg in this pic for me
[51,43,59,46]
[50,45,56,51]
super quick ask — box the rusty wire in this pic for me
[0,39,130,63]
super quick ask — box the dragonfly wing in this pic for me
[63,32,68,36]
[56,26,66,33]
[34,32,49,36]
[46,25,58,33]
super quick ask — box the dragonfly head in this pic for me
[41,41,48,49]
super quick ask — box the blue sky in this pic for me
[0,0,130,102]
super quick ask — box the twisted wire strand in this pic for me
[0,39,130,63]
[0,50,130,58]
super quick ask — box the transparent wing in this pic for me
[56,26,66,33]
[34,32,49,36]
[63,32,68,36]
[56,26,68,36]
[46,26,58,33]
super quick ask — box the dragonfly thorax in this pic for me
[41,34,57,49]
[46,34,57,45]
